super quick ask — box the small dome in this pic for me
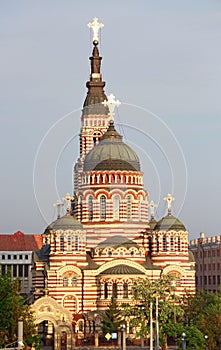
[100,264,145,275]
[97,235,139,249]
[45,214,83,232]
[154,215,186,231]
[83,121,140,172]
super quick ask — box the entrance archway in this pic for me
[38,320,54,350]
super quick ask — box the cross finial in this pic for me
[87,17,104,43]
[163,193,175,215]
[62,193,74,214]
[102,94,121,120]
[148,200,157,219]
[53,200,64,219]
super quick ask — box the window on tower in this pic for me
[112,282,117,298]
[67,235,72,251]
[123,282,128,298]
[138,196,142,220]
[126,195,132,220]
[113,195,120,220]
[88,196,93,221]
[100,195,106,220]
[60,236,65,252]
[93,131,102,145]
[104,282,108,299]
[170,236,174,251]
[74,235,79,251]
[156,236,159,252]
[163,236,167,252]
[177,236,181,251]
[79,196,83,221]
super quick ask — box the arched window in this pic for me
[123,283,128,298]
[148,236,152,255]
[100,195,106,220]
[104,282,108,299]
[112,282,117,298]
[170,236,174,251]
[67,235,72,251]
[126,195,132,220]
[63,276,68,287]
[93,131,102,145]
[177,236,181,251]
[79,321,84,332]
[113,195,120,220]
[163,236,167,252]
[88,196,93,221]
[60,236,64,252]
[79,197,83,221]
[74,235,79,251]
[72,277,77,286]
[156,236,159,252]
[138,196,142,221]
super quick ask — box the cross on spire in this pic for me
[53,200,64,219]
[148,200,157,219]
[62,193,74,214]
[102,94,121,120]
[163,193,175,215]
[87,17,104,43]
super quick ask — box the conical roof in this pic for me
[83,121,140,172]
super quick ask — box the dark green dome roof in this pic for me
[97,235,139,249]
[154,215,186,231]
[101,264,144,275]
[83,121,140,172]
[45,214,83,232]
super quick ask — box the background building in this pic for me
[0,230,42,294]
[189,232,221,292]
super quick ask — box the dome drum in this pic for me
[81,170,144,187]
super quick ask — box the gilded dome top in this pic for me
[83,121,140,172]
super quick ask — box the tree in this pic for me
[183,290,221,349]
[0,271,38,348]
[101,296,122,334]
[122,274,184,348]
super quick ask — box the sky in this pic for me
[0,0,221,239]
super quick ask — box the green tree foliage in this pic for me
[183,290,221,349]
[122,275,184,344]
[0,271,38,348]
[101,296,122,334]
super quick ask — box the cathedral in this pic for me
[31,18,195,350]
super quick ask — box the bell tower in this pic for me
[74,18,112,194]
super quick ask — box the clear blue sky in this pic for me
[0,0,221,239]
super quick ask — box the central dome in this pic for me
[83,121,140,172]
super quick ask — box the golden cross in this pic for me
[87,17,104,42]
[102,93,121,120]
[62,193,74,214]
[148,200,157,219]
[163,193,175,215]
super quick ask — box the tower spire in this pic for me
[83,17,108,115]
